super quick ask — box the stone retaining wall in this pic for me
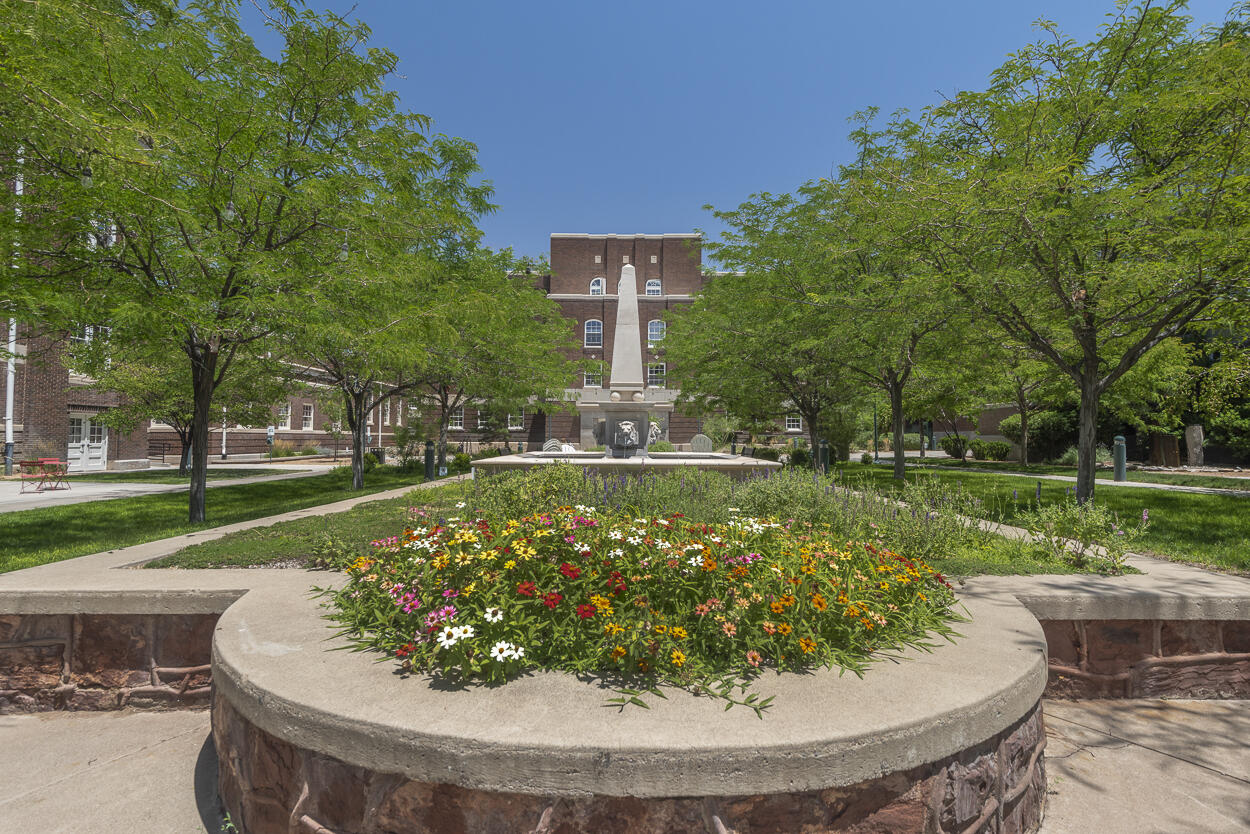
[1042,619,1250,699]
[0,612,215,712]
[213,693,1046,834]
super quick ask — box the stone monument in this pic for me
[603,264,651,458]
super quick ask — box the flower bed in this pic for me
[325,506,960,710]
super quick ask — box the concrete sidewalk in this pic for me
[1042,700,1250,834]
[0,465,331,514]
[2,700,1245,834]
[0,710,220,834]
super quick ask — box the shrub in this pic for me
[753,447,781,462]
[269,439,298,458]
[324,507,960,712]
[860,452,874,465]
[938,435,968,460]
[298,446,319,456]
[969,439,1011,461]
[902,433,923,451]
[1031,410,1078,462]
[1055,446,1078,466]
[998,414,1022,446]
[789,446,812,468]
[362,452,378,473]
[452,452,471,472]
[1018,499,1147,574]
[648,440,676,452]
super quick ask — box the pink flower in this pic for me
[721,621,737,637]
[746,650,762,668]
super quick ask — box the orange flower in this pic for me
[810,593,828,611]
[799,637,817,653]
[610,646,626,661]
[777,623,793,636]
[770,601,786,614]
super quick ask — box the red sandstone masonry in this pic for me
[213,694,1046,834]
[1042,619,1250,699]
[0,612,216,712]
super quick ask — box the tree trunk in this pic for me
[178,436,191,476]
[1075,378,1099,504]
[890,382,906,480]
[345,389,367,491]
[1019,409,1030,468]
[188,349,218,523]
[437,419,449,470]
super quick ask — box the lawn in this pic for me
[0,467,434,574]
[914,459,1250,492]
[842,463,1250,573]
[63,468,277,484]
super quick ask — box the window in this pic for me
[70,324,110,346]
[383,399,391,426]
[508,411,524,431]
[786,416,803,432]
[477,409,490,430]
[301,404,314,431]
[448,407,464,430]
[645,279,661,296]
[89,422,107,444]
[594,255,602,264]
[647,320,665,347]
[589,277,604,296]
[277,404,291,429]
[650,255,658,264]
[584,364,603,387]
[622,255,629,263]
[584,319,603,348]
[647,363,666,388]
[395,399,403,426]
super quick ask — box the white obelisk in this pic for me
[609,264,644,390]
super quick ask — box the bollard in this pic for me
[1113,435,1127,482]
[819,439,830,473]
[424,440,435,481]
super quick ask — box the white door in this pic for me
[67,414,109,472]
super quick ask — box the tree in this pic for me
[414,249,581,469]
[20,4,489,520]
[910,3,1250,501]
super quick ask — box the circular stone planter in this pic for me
[212,587,1047,834]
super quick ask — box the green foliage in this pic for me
[788,446,812,468]
[938,435,968,460]
[324,506,961,712]
[860,452,874,465]
[969,439,1010,462]
[1018,500,1149,575]
[1029,411,1078,463]
[648,440,676,452]
[997,414,1022,446]
[363,453,378,473]
[902,433,923,451]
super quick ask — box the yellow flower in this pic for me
[777,623,793,636]
[654,624,669,635]
[604,622,625,636]
[670,627,688,640]
[610,646,626,661]
[799,637,817,653]
[503,560,516,570]
[670,649,686,667]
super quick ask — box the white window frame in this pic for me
[589,277,604,296]
[277,403,291,430]
[477,408,490,430]
[647,319,665,347]
[448,407,464,430]
[383,399,391,426]
[584,365,603,387]
[645,279,661,296]
[594,254,602,264]
[301,404,314,431]
[647,363,666,388]
[785,415,803,432]
[584,319,603,348]
[508,411,524,431]
[650,255,658,264]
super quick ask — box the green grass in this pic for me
[917,459,1250,491]
[0,468,435,574]
[148,482,469,569]
[841,463,1250,573]
[63,468,277,484]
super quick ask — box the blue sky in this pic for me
[241,1,1234,262]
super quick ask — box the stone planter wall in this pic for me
[213,692,1046,834]
[1041,619,1250,699]
[0,612,216,712]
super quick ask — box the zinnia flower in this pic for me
[721,621,737,637]
[436,627,456,648]
[577,604,596,620]
[484,607,503,623]
[542,592,563,609]
[746,650,762,667]
[560,563,581,579]
[516,581,536,597]
[799,637,817,653]
[489,641,511,661]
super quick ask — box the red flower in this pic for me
[542,592,563,609]
[395,643,415,658]
[560,562,581,579]
[517,581,536,597]
[577,604,596,620]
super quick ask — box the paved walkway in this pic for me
[4,700,1245,834]
[0,464,333,514]
[1041,700,1250,834]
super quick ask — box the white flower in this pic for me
[455,501,467,508]
[728,507,740,513]
[484,607,503,623]
[608,548,624,558]
[574,542,591,554]
[634,517,648,524]
[709,535,722,543]
[509,645,525,660]
[608,530,623,540]
[627,536,642,545]
[436,627,457,648]
[451,624,475,641]
[489,641,511,661]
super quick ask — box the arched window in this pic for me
[589,277,604,296]
[647,320,665,347]
[584,319,603,347]
[645,279,662,296]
